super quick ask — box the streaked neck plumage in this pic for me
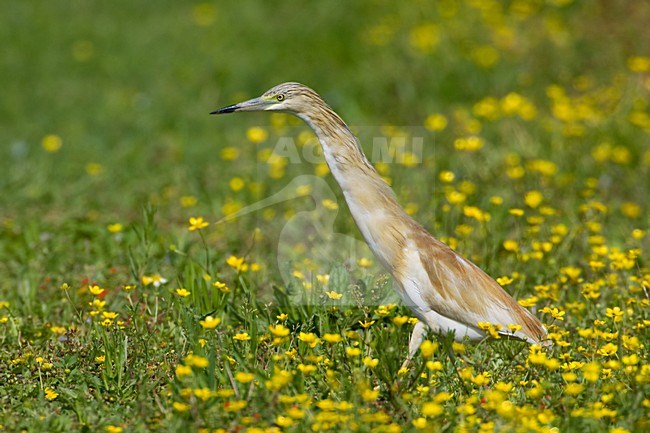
[292,97,409,272]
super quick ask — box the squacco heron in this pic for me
[211,82,549,362]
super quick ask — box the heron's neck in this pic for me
[296,105,408,271]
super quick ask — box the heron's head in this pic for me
[211,82,320,116]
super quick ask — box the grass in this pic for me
[1,1,649,432]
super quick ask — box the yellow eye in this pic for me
[276,94,285,101]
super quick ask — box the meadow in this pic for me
[1,1,649,432]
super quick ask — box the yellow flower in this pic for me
[503,240,519,252]
[226,255,246,271]
[175,364,192,378]
[323,333,342,344]
[42,134,63,152]
[173,402,189,412]
[235,372,255,383]
[605,307,624,322]
[496,276,513,286]
[141,274,167,287]
[246,126,269,143]
[524,190,544,208]
[188,216,209,231]
[346,347,362,357]
[297,364,317,375]
[44,387,59,401]
[275,416,294,427]
[564,383,584,396]
[102,311,118,320]
[361,388,380,401]
[199,315,221,329]
[184,354,209,368]
[393,316,409,326]
[107,223,123,233]
[359,320,375,329]
[597,343,618,357]
[105,426,123,433]
[88,285,105,296]
[420,340,438,357]
[421,401,443,416]
[265,368,293,391]
[325,291,343,300]
[357,257,373,268]
[175,288,191,297]
[195,388,218,402]
[424,114,448,132]
[298,332,320,348]
[233,332,251,341]
[412,417,428,429]
[212,281,231,293]
[180,195,198,207]
[363,356,379,368]
[269,324,290,337]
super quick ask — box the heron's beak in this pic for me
[210,97,269,115]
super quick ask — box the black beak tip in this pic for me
[210,105,237,115]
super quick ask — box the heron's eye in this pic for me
[276,94,285,101]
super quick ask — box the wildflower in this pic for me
[503,240,519,252]
[393,315,409,326]
[180,195,198,207]
[212,281,231,293]
[277,313,289,321]
[361,388,380,402]
[363,357,379,368]
[107,223,123,233]
[541,306,566,320]
[564,383,584,396]
[188,216,209,231]
[605,307,624,322]
[298,332,320,348]
[88,285,105,296]
[175,288,191,297]
[193,388,214,401]
[199,315,221,329]
[359,320,375,329]
[420,340,438,357]
[269,324,290,337]
[42,134,62,153]
[102,311,118,320]
[421,401,444,417]
[496,276,513,286]
[44,387,59,401]
[226,255,247,271]
[173,402,189,412]
[597,343,618,357]
[325,291,343,300]
[105,426,123,433]
[235,372,255,383]
[524,190,544,208]
[184,354,209,368]
[141,274,167,287]
[297,364,317,375]
[412,417,428,429]
[233,332,250,341]
[346,347,362,357]
[265,368,293,391]
[323,333,342,344]
[175,364,192,378]
[425,114,448,132]
[357,257,373,268]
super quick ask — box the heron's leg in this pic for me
[401,321,428,369]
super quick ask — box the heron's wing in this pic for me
[400,230,547,343]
